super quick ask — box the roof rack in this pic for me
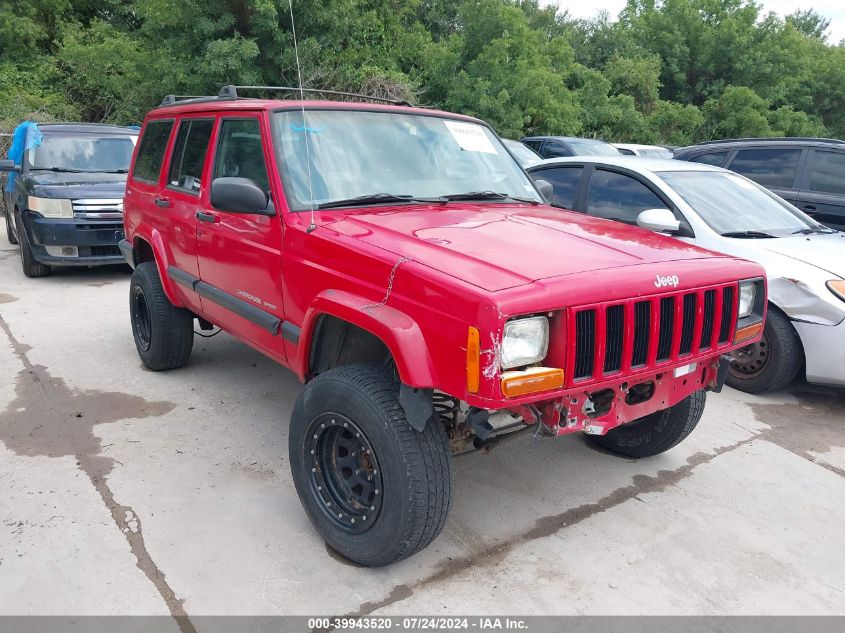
[219,85,411,106]
[695,137,845,146]
[157,85,412,109]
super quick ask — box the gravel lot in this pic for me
[0,246,844,624]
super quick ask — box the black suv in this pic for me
[673,137,845,231]
[1,123,138,277]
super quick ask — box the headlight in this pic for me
[501,316,549,369]
[828,280,845,302]
[27,196,73,218]
[738,280,757,318]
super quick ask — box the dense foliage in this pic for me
[1,0,843,143]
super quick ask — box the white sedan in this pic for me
[527,156,845,392]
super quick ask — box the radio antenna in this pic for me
[287,0,317,233]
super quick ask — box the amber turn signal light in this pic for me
[734,322,764,344]
[467,327,481,393]
[501,367,564,397]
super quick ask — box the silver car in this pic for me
[527,156,845,392]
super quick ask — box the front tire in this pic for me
[4,209,17,245]
[129,262,194,370]
[587,390,706,458]
[16,212,50,278]
[289,364,452,567]
[726,308,802,393]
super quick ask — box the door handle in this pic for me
[154,197,170,208]
[196,210,218,223]
[802,205,818,216]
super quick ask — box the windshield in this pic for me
[639,147,672,159]
[660,171,823,236]
[567,139,621,156]
[272,110,541,211]
[28,133,137,172]
[503,140,540,167]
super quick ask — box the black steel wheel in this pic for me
[726,308,803,393]
[289,364,452,567]
[131,285,152,352]
[129,262,194,371]
[732,334,770,378]
[305,414,383,533]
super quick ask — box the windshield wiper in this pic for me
[32,167,90,173]
[440,191,540,205]
[791,227,836,235]
[317,193,445,210]
[720,230,777,239]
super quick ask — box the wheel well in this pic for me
[308,315,393,379]
[133,238,155,266]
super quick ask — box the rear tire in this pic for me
[129,262,194,370]
[587,390,706,458]
[16,212,50,278]
[726,308,802,393]
[289,364,452,567]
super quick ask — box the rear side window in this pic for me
[689,151,728,167]
[523,139,542,152]
[168,119,215,193]
[617,147,635,155]
[807,150,845,196]
[542,140,570,159]
[728,148,801,188]
[587,170,668,223]
[213,118,270,192]
[133,120,174,183]
[533,166,583,209]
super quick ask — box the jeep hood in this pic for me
[330,204,724,292]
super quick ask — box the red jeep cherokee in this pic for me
[121,86,766,566]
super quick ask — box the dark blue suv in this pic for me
[1,123,138,277]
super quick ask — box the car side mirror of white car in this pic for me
[637,208,680,233]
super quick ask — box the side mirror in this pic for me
[533,178,554,204]
[210,177,273,215]
[0,159,20,173]
[637,208,680,233]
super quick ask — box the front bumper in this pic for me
[505,355,729,437]
[21,210,125,266]
[793,318,845,386]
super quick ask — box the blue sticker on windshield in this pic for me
[290,123,325,134]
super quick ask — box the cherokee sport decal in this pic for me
[654,274,680,288]
[236,289,278,311]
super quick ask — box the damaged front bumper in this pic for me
[503,355,730,437]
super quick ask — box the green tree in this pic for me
[701,86,773,139]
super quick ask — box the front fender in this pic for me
[297,289,436,388]
[769,276,845,326]
[133,229,185,308]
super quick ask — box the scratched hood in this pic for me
[330,204,723,291]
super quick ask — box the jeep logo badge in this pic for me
[654,274,680,288]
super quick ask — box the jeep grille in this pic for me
[567,283,737,384]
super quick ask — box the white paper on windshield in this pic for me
[444,120,497,154]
